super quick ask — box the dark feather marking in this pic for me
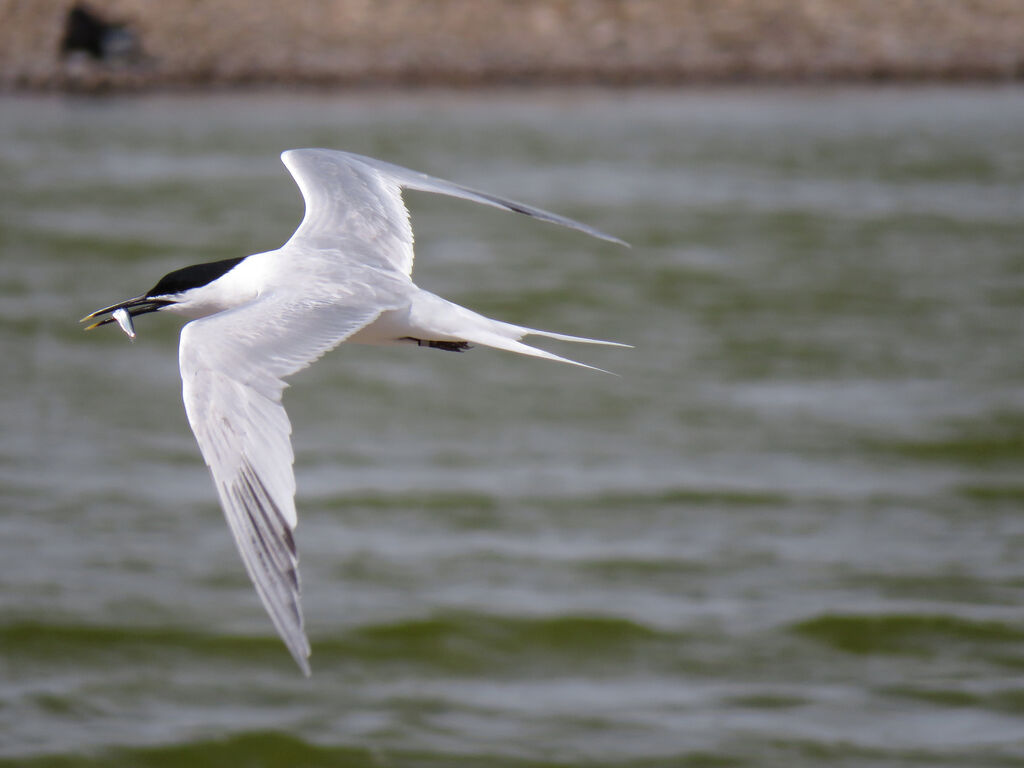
[246,464,297,556]
[237,464,299,592]
[236,492,302,628]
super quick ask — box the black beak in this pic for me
[80,296,171,331]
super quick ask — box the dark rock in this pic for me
[59,3,139,62]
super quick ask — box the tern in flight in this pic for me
[82,149,627,675]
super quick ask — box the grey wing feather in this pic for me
[280,148,627,277]
[179,294,386,675]
[340,150,629,246]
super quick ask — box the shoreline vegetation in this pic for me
[4,0,1024,92]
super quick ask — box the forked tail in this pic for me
[408,291,629,373]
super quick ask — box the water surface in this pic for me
[1,87,1023,767]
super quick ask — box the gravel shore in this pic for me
[4,0,1024,90]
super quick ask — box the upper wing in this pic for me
[179,293,385,675]
[280,148,627,277]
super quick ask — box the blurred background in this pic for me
[1,3,1024,767]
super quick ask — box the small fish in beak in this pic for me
[113,307,136,340]
[81,295,170,336]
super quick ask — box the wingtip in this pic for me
[601,233,631,248]
[288,643,312,677]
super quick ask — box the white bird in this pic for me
[81,149,627,675]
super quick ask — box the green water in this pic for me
[1,87,1023,766]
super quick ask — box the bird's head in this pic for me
[81,256,248,340]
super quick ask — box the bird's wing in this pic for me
[280,148,627,277]
[179,292,386,675]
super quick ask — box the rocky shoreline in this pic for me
[4,0,1024,91]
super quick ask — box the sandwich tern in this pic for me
[82,148,627,674]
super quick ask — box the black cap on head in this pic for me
[146,256,247,298]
